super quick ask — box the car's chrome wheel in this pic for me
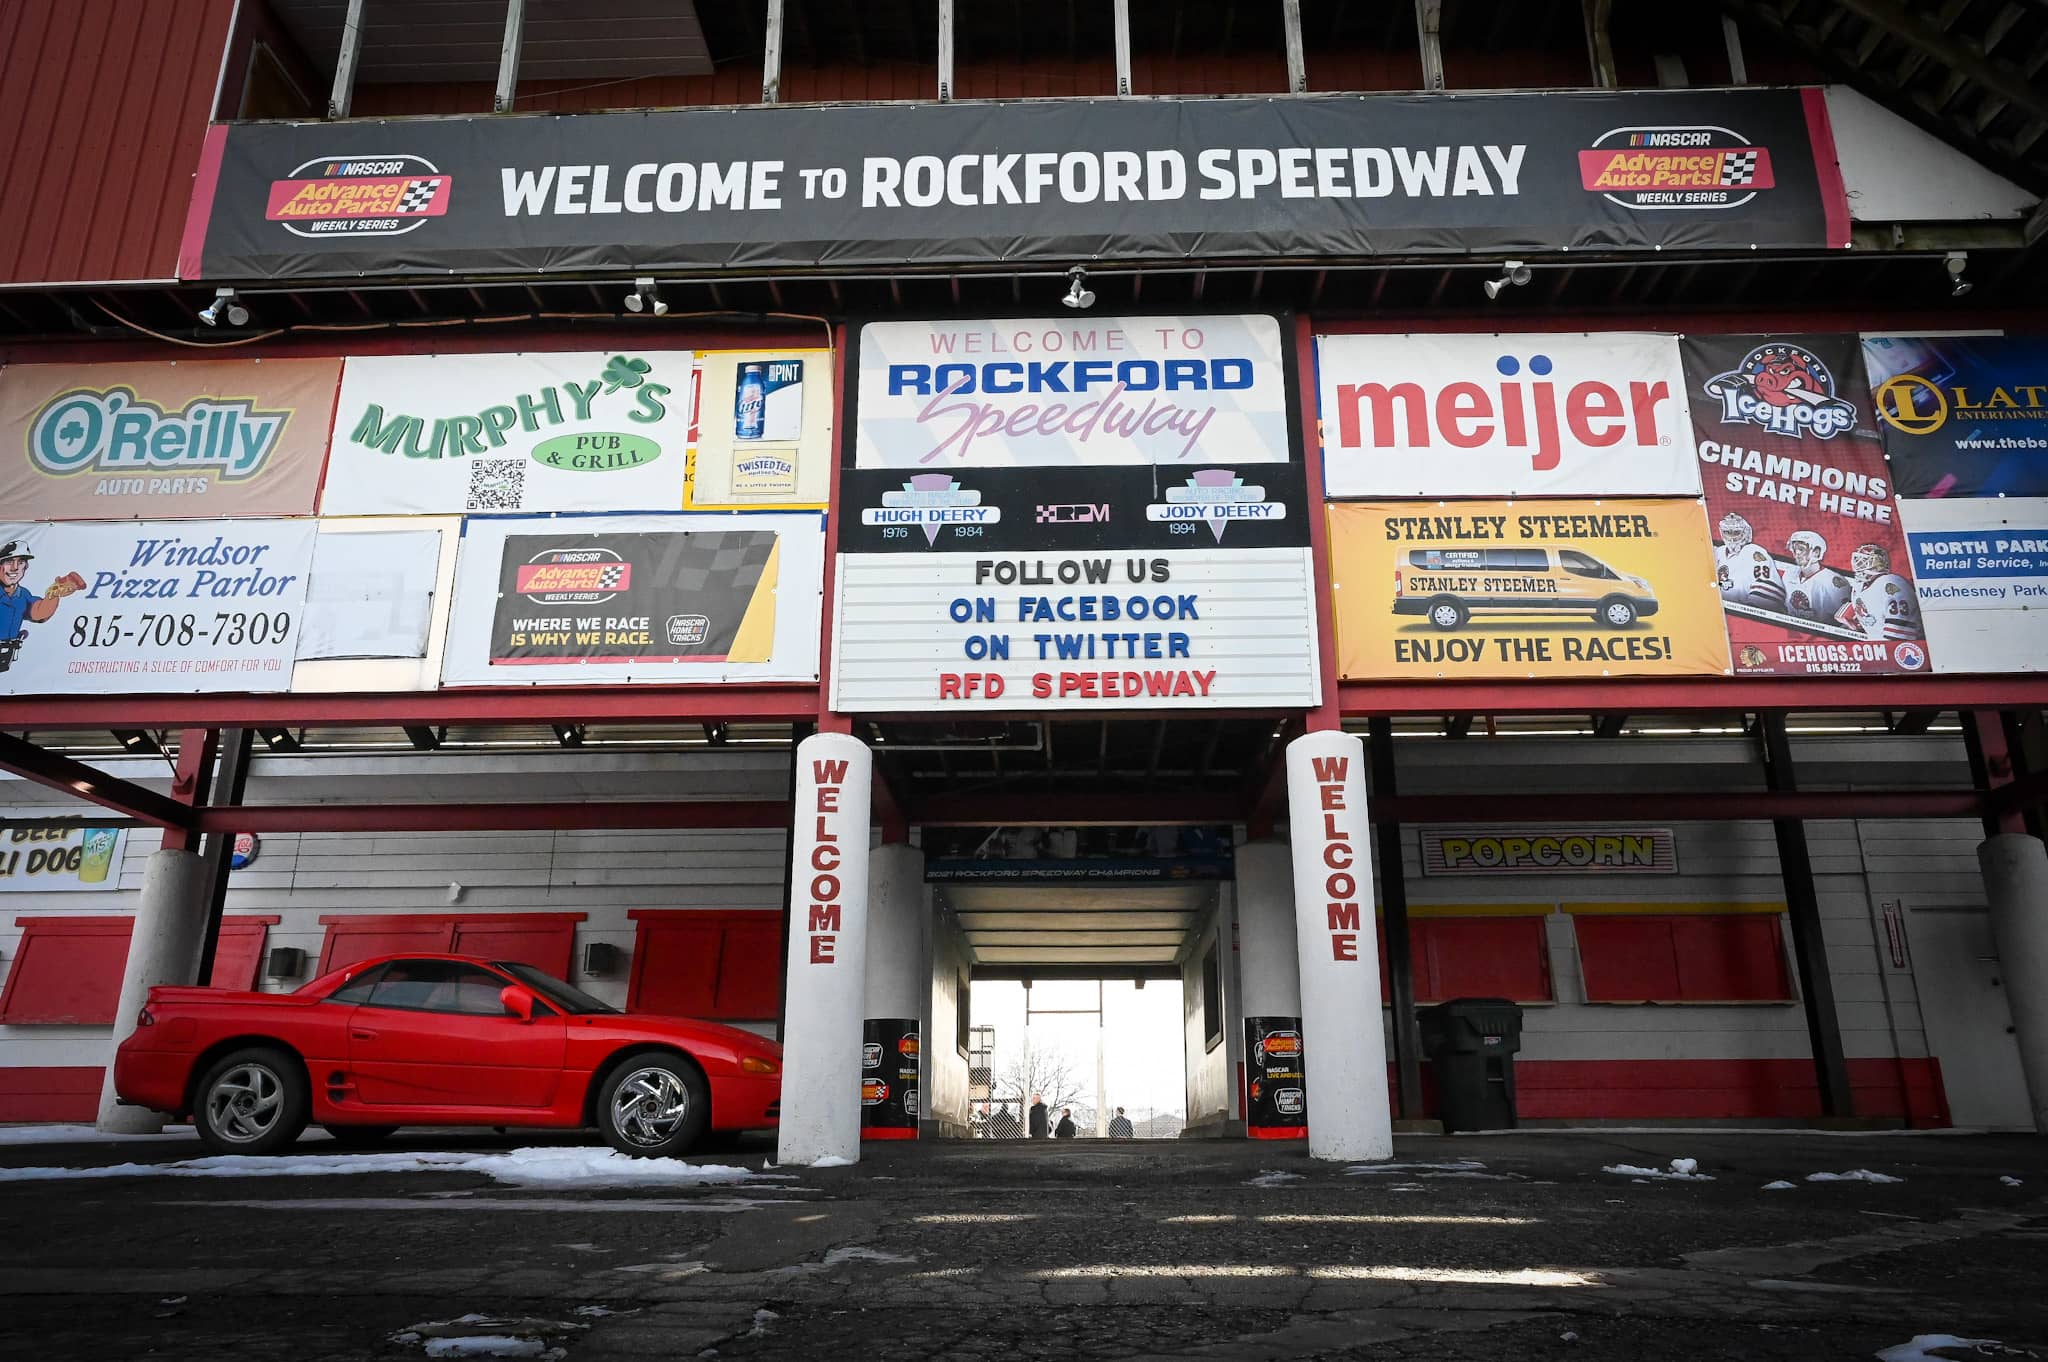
[609,1065,691,1149]
[192,1046,309,1156]
[207,1062,286,1145]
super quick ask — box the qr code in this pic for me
[467,458,525,511]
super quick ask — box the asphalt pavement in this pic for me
[2,1126,2045,1360]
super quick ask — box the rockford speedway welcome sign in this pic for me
[182,89,1844,280]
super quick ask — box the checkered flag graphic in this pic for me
[1036,506,1059,523]
[594,564,626,590]
[1719,151,1759,186]
[396,178,443,212]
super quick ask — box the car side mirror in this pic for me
[499,985,537,1022]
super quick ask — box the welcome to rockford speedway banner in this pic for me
[182,89,1845,281]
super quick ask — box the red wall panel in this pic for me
[1576,914,1794,1003]
[314,914,586,976]
[0,0,236,283]
[628,910,782,1022]
[0,916,278,1024]
[1376,915,1554,1004]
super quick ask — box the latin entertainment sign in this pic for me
[322,352,692,515]
[0,359,338,519]
[183,89,1845,281]
[1682,334,1928,676]
[1862,335,2048,498]
[0,519,316,694]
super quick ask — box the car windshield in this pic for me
[493,961,619,1015]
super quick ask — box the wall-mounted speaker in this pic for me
[582,941,623,978]
[265,946,306,979]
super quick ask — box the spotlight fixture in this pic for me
[552,723,587,747]
[258,727,302,753]
[1944,251,1972,298]
[403,725,445,751]
[112,730,161,755]
[1061,266,1096,311]
[623,277,669,316]
[196,288,249,327]
[1482,260,1533,300]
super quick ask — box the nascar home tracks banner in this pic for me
[1898,496,2048,674]
[1682,334,1929,676]
[0,359,338,519]
[1862,336,2048,498]
[440,513,824,685]
[0,519,316,694]
[687,350,833,508]
[182,89,1846,281]
[322,352,693,515]
[855,316,1290,469]
[1316,333,1699,498]
[1326,500,1729,680]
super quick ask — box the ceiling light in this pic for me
[112,730,160,755]
[1944,251,1972,298]
[552,723,586,747]
[196,288,249,327]
[258,727,302,752]
[1062,267,1096,311]
[624,277,668,316]
[1482,261,1532,301]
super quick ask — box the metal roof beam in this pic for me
[0,732,197,831]
[1829,0,2048,127]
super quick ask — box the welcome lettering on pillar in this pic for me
[1314,755,1363,962]
[806,756,849,964]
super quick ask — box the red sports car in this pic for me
[113,953,782,1158]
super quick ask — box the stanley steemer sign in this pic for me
[183,89,1845,281]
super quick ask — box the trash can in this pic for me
[1418,997,1524,1133]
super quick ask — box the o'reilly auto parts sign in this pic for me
[182,89,1845,281]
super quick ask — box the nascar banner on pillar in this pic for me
[1316,332,1699,498]
[322,352,693,516]
[1326,500,1729,679]
[0,519,316,694]
[0,359,338,519]
[1682,334,1929,676]
[181,89,1847,281]
[440,512,823,686]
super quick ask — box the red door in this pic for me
[344,960,565,1109]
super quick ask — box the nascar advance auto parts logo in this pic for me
[266,154,452,239]
[1145,469,1284,542]
[1701,343,1857,440]
[861,473,1001,545]
[514,547,631,604]
[1580,125,1774,211]
[27,387,289,482]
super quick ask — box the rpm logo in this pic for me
[265,154,453,239]
[1579,125,1775,211]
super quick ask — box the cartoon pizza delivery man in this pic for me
[0,540,83,672]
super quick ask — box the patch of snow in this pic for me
[1561,1332,1579,1343]
[1344,1160,1489,1177]
[1246,1170,1305,1187]
[1874,1335,2010,1361]
[803,1155,856,1169]
[571,1305,631,1318]
[1601,1162,1713,1181]
[422,1338,548,1359]
[823,1246,917,1266]
[0,1123,198,1145]
[0,1145,793,1188]
[2000,1176,2023,1187]
[1806,1169,1903,1184]
[1762,1181,1798,1191]
[747,1308,779,1338]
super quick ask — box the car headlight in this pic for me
[740,1056,779,1075]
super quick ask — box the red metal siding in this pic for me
[0,0,235,284]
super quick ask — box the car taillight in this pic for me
[135,1005,154,1028]
[1393,569,1404,598]
[740,1056,778,1075]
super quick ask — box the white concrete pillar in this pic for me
[1286,731,1393,1162]
[97,848,209,1132]
[1238,839,1308,1137]
[863,841,927,1138]
[1980,832,2048,1133]
[777,733,873,1167]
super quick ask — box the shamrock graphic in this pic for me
[601,355,652,393]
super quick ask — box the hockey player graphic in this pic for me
[1782,530,1853,625]
[1714,513,1786,612]
[1842,544,1924,642]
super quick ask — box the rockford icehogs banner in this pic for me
[441,513,824,685]
[1862,336,2048,498]
[1327,500,1729,679]
[1683,334,1928,677]
[322,352,692,515]
[183,89,1843,280]
[855,316,1290,469]
[1897,496,2048,675]
[1316,332,1698,498]
[0,519,316,694]
[0,359,338,520]
[686,350,833,508]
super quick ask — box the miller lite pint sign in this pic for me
[1316,333,1700,499]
